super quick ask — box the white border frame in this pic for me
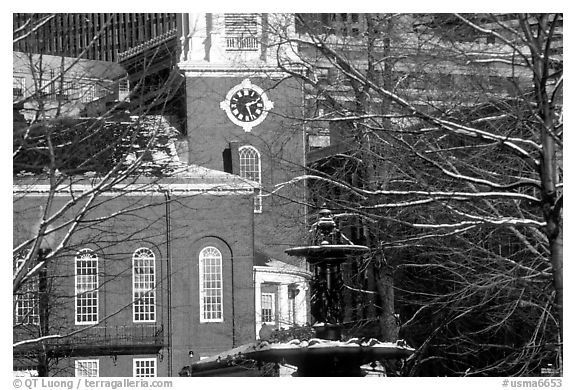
[219,79,274,132]
[74,248,99,325]
[133,357,157,377]
[239,145,263,213]
[261,292,276,325]
[75,359,99,377]
[132,247,157,323]
[198,246,224,323]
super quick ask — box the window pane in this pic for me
[133,358,156,377]
[133,248,156,322]
[14,251,40,325]
[261,293,275,323]
[199,247,223,322]
[75,249,98,324]
[239,146,262,212]
[75,360,99,377]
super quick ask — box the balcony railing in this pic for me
[65,324,164,347]
[14,324,164,357]
[225,36,259,51]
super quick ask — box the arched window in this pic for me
[239,145,262,212]
[199,246,223,322]
[75,248,98,325]
[132,248,156,322]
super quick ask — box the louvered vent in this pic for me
[224,13,259,51]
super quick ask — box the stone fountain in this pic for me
[242,208,414,376]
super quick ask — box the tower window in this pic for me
[239,145,262,212]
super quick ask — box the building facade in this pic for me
[254,258,310,338]
[13,165,258,377]
[13,13,185,130]
[13,18,313,373]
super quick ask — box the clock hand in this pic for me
[246,105,254,120]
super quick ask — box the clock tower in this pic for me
[176,13,307,265]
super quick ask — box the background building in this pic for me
[13,51,129,121]
[13,13,185,131]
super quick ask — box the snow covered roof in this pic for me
[13,164,258,196]
[253,248,311,279]
[254,258,311,279]
[14,114,258,195]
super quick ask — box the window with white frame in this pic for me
[13,252,39,325]
[13,76,26,99]
[40,78,55,99]
[239,145,262,212]
[75,249,99,325]
[224,13,259,51]
[133,358,156,377]
[118,78,130,101]
[80,84,96,103]
[75,360,99,377]
[261,293,275,324]
[63,80,80,101]
[199,246,223,322]
[133,248,156,322]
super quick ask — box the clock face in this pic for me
[220,79,274,132]
[229,88,264,122]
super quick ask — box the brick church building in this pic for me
[13,13,311,377]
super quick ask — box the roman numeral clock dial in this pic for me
[220,79,274,132]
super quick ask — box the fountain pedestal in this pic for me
[244,208,414,376]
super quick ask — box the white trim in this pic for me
[253,265,312,279]
[261,292,276,325]
[199,246,224,323]
[75,359,99,377]
[239,145,263,213]
[13,182,256,197]
[180,67,293,79]
[75,249,99,325]
[14,254,40,325]
[132,248,156,323]
[133,358,156,377]
[13,76,26,99]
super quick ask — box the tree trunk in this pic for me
[549,221,563,332]
[374,255,399,341]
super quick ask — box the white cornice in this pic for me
[178,62,304,79]
[13,182,256,197]
[180,66,289,79]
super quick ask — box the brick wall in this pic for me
[185,75,307,263]
[13,185,255,377]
